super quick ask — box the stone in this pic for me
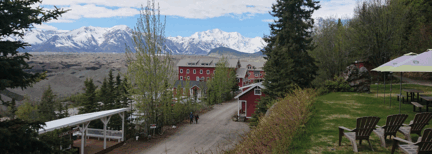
[342,64,371,92]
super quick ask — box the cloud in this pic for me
[262,19,274,23]
[33,24,59,31]
[313,0,357,18]
[32,0,357,23]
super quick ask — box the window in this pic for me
[180,69,183,73]
[187,76,190,80]
[196,76,200,81]
[255,73,259,77]
[180,76,183,80]
[193,69,196,74]
[248,65,251,69]
[186,69,190,74]
[207,77,209,81]
[201,77,205,81]
[200,69,203,74]
[254,87,261,95]
[206,70,210,74]
[237,78,240,82]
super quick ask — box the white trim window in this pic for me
[186,69,190,74]
[200,69,203,74]
[206,70,210,74]
[196,76,199,81]
[187,76,190,80]
[201,77,205,81]
[255,73,259,77]
[248,65,251,69]
[193,69,196,74]
[180,69,183,73]
[180,76,183,80]
[254,87,261,95]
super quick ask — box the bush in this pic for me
[227,86,318,153]
[316,87,330,96]
[324,75,353,92]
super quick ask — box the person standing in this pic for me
[195,114,199,124]
[189,112,194,124]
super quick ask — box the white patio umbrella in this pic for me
[371,52,418,108]
[378,49,432,113]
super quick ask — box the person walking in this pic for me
[189,112,194,124]
[195,114,199,124]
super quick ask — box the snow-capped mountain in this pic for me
[2,25,267,55]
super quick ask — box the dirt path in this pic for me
[139,99,249,154]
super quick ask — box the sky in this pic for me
[33,0,358,38]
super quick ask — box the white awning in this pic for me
[38,108,129,134]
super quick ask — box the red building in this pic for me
[235,82,265,119]
[240,62,265,86]
[177,58,241,82]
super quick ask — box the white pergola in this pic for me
[38,108,130,154]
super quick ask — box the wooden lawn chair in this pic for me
[339,116,380,152]
[399,113,432,141]
[373,114,408,147]
[391,128,432,154]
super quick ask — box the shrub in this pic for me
[227,86,318,154]
[324,75,353,92]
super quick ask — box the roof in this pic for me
[173,80,207,89]
[380,49,432,72]
[236,68,247,78]
[240,61,265,70]
[38,108,129,134]
[177,58,239,68]
[234,82,265,99]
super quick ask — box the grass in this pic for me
[292,84,432,153]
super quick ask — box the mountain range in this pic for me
[2,25,267,55]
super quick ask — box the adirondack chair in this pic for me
[339,116,381,152]
[398,113,432,141]
[391,128,432,154]
[373,114,408,147]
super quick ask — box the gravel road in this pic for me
[140,99,250,154]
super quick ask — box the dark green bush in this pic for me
[324,75,353,92]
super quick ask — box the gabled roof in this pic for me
[38,108,129,134]
[234,82,265,99]
[240,61,265,70]
[236,68,247,78]
[173,80,207,89]
[177,58,239,68]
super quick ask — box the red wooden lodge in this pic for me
[234,82,265,119]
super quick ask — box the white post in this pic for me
[100,115,112,149]
[237,99,240,117]
[80,122,90,154]
[119,112,125,142]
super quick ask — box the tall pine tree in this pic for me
[254,0,320,123]
[39,85,57,122]
[79,78,98,114]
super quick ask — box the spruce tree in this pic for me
[107,70,115,108]
[98,78,110,110]
[39,85,57,122]
[79,78,98,114]
[115,73,122,108]
[252,0,320,124]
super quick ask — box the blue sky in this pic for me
[34,0,357,38]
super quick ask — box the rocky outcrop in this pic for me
[342,64,371,92]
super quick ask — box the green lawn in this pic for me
[292,84,432,154]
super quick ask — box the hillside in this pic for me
[207,47,264,58]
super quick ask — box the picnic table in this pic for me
[403,89,424,102]
[420,96,432,112]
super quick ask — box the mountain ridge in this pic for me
[3,26,267,55]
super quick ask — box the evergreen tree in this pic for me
[107,70,115,108]
[79,78,98,114]
[253,0,320,124]
[98,78,110,110]
[16,98,39,122]
[115,73,122,108]
[39,85,57,122]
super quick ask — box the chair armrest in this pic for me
[393,137,414,144]
[339,126,353,132]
